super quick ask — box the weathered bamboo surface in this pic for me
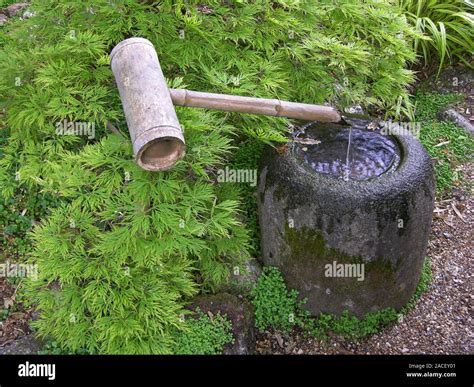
[110,38,186,171]
[169,89,341,123]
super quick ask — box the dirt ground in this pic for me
[0,277,33,349]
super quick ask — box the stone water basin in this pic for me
[257,118,435,318]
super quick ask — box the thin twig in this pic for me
[106,121,127,138]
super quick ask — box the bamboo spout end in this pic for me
[136,136,185,172]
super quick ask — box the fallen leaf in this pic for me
[4,297,14,309]
[293,138,322,145]
[451,203,466,223]
[275,333,284,348]
[276,144,289,155]
[8,312,25,320]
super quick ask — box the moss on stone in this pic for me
[283,224,400,300]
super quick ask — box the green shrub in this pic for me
[228,139,265,255]
[21,124,250,354]
[172,311,234,355]
[0,0,420,353]
[398,0,474,75]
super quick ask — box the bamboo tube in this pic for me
[170,89,341,123]
[110,38,185,172]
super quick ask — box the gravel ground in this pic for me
[256,162,473,355]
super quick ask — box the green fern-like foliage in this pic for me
[0,0,419,353]
[20,111,250,354]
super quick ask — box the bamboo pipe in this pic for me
[111,37,342,172]
[110,38,186,172]
[169,89,341,123]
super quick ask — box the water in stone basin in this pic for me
[292,117,401,181]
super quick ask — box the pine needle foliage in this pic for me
[1,0,419,353]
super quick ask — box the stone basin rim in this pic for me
[268,132,433,202]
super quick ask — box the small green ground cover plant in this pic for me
[0,0,18,8]
[172,310,234,355]
[0,128,62,260]
[252,260,432,340]
[251,266,305,333]
[0,308,9,321]
[38,340,92,355]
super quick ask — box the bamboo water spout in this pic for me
[111,37,341,172]
[169,89,340,123]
